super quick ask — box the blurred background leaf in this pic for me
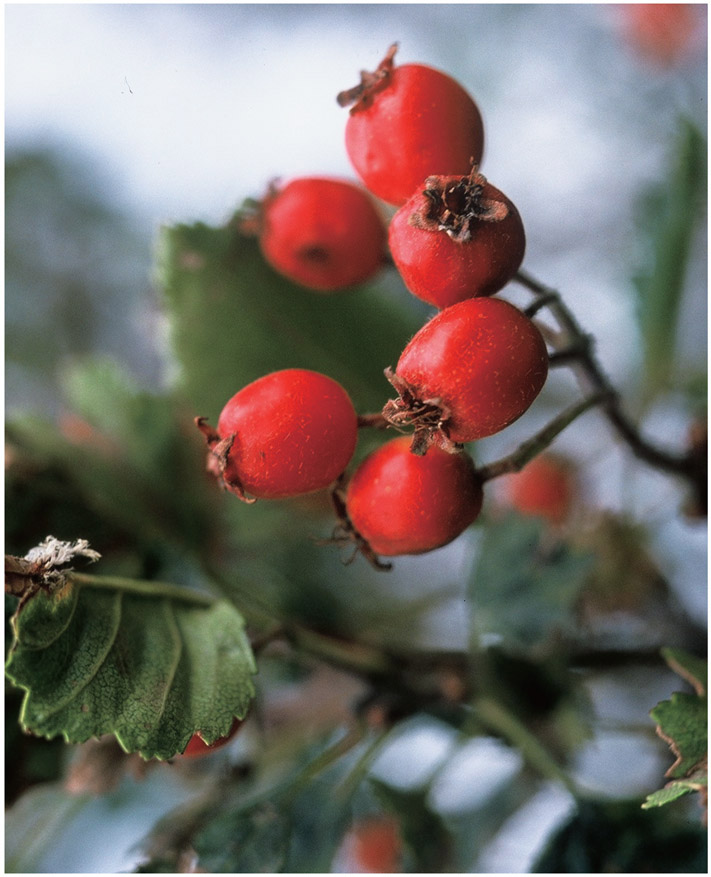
[532,798,707,873]
[632,118,707,404]
[157,218,427,421]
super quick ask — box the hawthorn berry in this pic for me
[502,453,576,524]
[383,297,548,451]
[257,177,387,291]
[180,717,243,759]
[337,44,485,206]
[346,816,402,873]
[344,436,483,557]
[198,369,358,501]
[619,3,702,67]
[388,167,525,307]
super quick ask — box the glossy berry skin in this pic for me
[258,177,386,291]
[181,717,243,759]
[389,173,525,307]
[217,369,358,499]
[345,436,483,557]
[390,297,548,443]
[338,46,484,206]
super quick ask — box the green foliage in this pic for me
[632,118,707,399]
[6,355,231,590]
[157,216,425,421]
[370,778,453,872]
[468,513,595,655]
[6,578,255,760]
[190,736,365,873]
[533,799,707,873]
[643,649,707,813]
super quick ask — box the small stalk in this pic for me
[515,269,699,482]
[477,393,605,483]
[474,696,582,798]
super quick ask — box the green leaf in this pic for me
[642,778,705,810]
[5,578,256,760]
[157,220,425,420]
[7,357,219,561]
[632,118,707,399]
[662,647,707,697]
[651,692,707,780]
[468,514,595,654]
[643,649,708,814]
[533,799,707,873]
[369,777,453,872]
[192,737,361,872]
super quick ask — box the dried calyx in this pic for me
[410,166,508,243]
[325,479,392,572]
[194,417,256,504]
[337,43,398,112]
[381,368,461,456]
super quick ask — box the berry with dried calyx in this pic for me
[338,44,485,206]
[383,297,548,453]
[388,167,525,307]
[197,369,358,501]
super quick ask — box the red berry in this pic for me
[258,177,386,291]
[388,169,525,307]
[348,816,402,873]
[215,369,358,500]
[180,717,243,759]
[345,436,483,557]
[619,4,702,67]
[502,454,576,524]
[337,45,484,206]
[383,297,548,448]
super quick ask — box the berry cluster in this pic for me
[197,45,549,566]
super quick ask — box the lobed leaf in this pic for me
[661,646,707,697]
[5,578,256,760]
[651,692,707,780]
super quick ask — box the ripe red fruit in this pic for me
[347,816,402,873]
[337,44,485,206]
[205,369,358,500]
[180,717,243,759]
[618,4,702,67]
[345,436,483,557]
[388,168,525,307]
[257,177,386,291]
[383,297,548,450]
[503,454,576,524]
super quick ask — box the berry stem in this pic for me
[516,269,704,485]
[357,412,391,430]
[473,696,583,798]
[476,392,606,483]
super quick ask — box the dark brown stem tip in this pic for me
[195,419,256,504]
[336,43,398,112]
[322,484,392,572]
